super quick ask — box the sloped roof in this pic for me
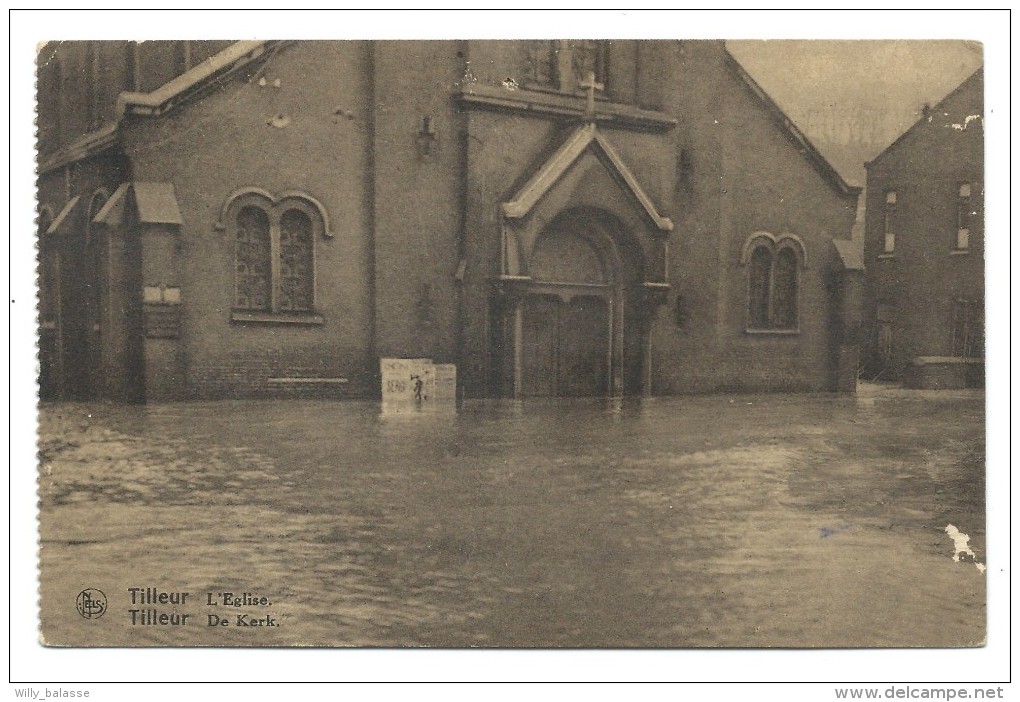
[43,39,861,207]
[38,124,119,174]
[133,183,184,224]
[93,182,183,227]
[93,183,131,226]
[723,48,861,199]
[501,123,674,232]
[832,238,865,271]
[118,41,272,117]
[867,68,983,169]
[39,42,275,174]
[45,195,81,235]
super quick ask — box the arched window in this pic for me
[743,233,804,332]
[225,190,326,317]
[278,208,314,312]
[234,205,272,311]
[748,246,772,329]
[773,247,799,328]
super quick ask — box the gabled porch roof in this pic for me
[501,124,674,233]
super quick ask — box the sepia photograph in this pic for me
[11,8,1009,692]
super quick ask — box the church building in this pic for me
[37,40,862,402]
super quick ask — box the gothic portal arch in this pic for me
[492,123,673,399]
[508,207,649,398]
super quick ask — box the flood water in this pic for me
[38,384,985,647]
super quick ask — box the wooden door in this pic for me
[521,295,559,397]
[558,296,608,396]
[521,294,609,397]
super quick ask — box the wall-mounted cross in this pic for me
[579,71,604,123]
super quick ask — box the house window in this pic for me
[227,192,325,319]
[744,233,804,332]
[883,190,896,254]
[956,182,972,250]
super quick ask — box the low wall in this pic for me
[903,356,984,390]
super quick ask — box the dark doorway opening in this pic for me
[521,294,609,397]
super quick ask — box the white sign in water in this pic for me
[380,358,435,403]
[433,364,457,401]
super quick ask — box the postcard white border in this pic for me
[9,8,1012,694]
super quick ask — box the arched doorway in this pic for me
[517,209,645,398]
[62,190,108,400]
[82,203,105,398]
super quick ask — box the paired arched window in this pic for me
[743,233,804,332]
[224,191,327,314]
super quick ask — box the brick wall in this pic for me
[41,40,863,401]
[123,42,376,400]
[863,71,983,380]
[652,42,859,394]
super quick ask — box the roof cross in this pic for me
[579,71,604,123]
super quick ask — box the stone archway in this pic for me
[513,208,646,398]
[488,123,674,400]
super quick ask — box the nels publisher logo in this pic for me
[75,588,107,620]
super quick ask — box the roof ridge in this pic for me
[39,41,277,175]
[723,46,860,198]
[866,67,983,169]
[118,40,271,117]
[501,123,673,232]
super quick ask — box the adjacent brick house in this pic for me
[863,69,984,388]
[37,40,861,402]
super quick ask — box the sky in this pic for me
[727,40,984,185]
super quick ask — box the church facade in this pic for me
[37,40,861,402]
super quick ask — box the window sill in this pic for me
[230,310,324,326]
[877,253,895,260]
[744,328,800,336]
[950,249,971,256]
